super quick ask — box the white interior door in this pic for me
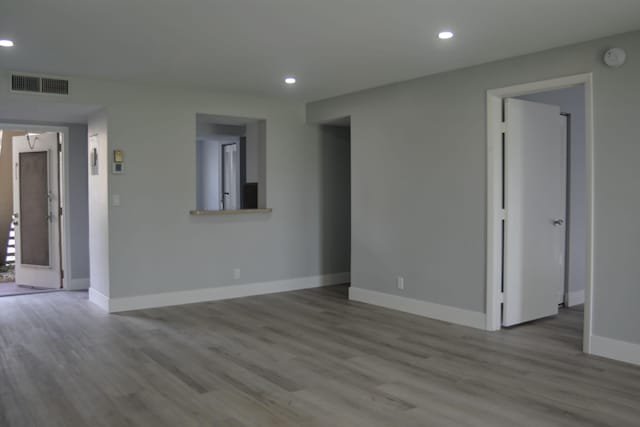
[222,143,238,210]
[12,132,61,289]
[503,98,566,326]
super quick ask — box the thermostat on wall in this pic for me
[112,149,124,174]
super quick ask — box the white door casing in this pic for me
[503,98,566,326]
[12,132,61,289]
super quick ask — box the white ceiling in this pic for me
[1,0,640,102]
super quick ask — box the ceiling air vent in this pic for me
[12,74,41,93]
[41,77,69,95]
[11,74,69,95]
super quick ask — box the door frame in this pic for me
[485,73,594,354]
[220,142,239,210]
[1,122,71,290]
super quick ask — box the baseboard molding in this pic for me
[67,278,90,291]
[88,288,110,312]
[567,289,585,307]
[92,272,350,313]
[591,335,640,366]
[349,287,486,330]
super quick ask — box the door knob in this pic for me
[552,219,564,226]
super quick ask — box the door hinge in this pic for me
[59,206,63,216]
[500,122,507,133]
[58,142,62,152]
[60,270,64,279]
[499,292,504,304]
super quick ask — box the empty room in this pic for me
[1,1,640,426]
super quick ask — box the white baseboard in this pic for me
[67,277,90,291]
[349,287,486,330]
[91,272,350,313]
[567,289,585,307]
[591,335,640,366]
[88,288,110,312]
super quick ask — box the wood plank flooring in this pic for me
[1,285,639,426]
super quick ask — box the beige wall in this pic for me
[0,130,25,264]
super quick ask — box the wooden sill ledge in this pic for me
[190,208,273,216]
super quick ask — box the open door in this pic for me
[221,143,239,210]
[12,132,62,289]
[503,99,566,326]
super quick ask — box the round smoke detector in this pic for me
[604,48,627,68]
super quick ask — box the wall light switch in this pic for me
[112,194,121,207]
[397,276,405,290]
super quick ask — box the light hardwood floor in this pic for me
[1,285,639,426]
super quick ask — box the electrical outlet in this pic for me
[233,268,241,280]
[396,276,404,290]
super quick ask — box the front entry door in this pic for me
[503,99,566,326]
[12,132,62,289]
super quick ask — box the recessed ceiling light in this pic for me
[284,77,297,85]
[0,39,14,47]
[438,31,454,40]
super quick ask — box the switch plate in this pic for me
[233,268,241,280]
[112,194,121,207]
[397,276,404,290]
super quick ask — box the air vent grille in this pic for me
[11,74,69,95]
[12,75,41,93]
[42,78,69,95]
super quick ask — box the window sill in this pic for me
[189,208,273,216]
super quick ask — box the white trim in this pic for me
[485,74,595,354]
[583,75,595,354]
[591,335,640,366]
[89,272,350,313]
[60,130,73,292]
[349,287,486,330]
[566,289,585,307]
[0,122,71,290]
[68,277,90,291]
[486,94,503,331]
[88,287,110,311]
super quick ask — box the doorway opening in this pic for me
[486,74,594,353]
[0,124,75,297]
[319,117,351,292]
[195,114,267,212]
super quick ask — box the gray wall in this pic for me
[519,87,586,298]
[66,124,90,281]
[0,72,352,302]
[320,125,351,276]
[245,122,259,183]
[307,30,640,345]
[105,102,346,298]
[87,110,110,297]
